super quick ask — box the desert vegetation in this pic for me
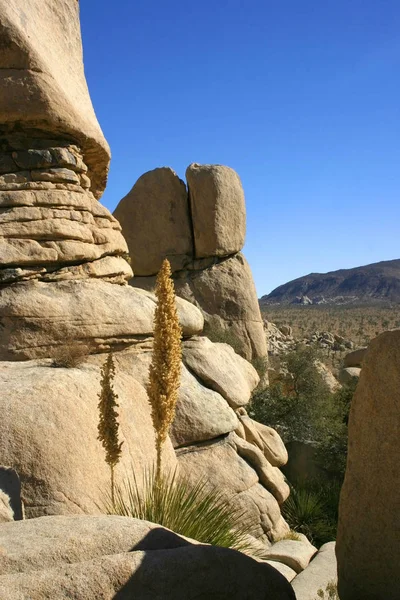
[262,304,400,348]
[250,345,355,544]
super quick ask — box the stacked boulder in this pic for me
[0,0,289,557]
[114,165,267,361]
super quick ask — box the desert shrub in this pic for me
[51,343,90,368]
[251,355,269,381]
[204,322,245,356]
[249,345,336,442]
[316,581,339,599]
[282,480,340,546]
[109,469,264,557]
[249,345,355,479]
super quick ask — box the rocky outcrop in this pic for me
[0,515,296,600]
[0,0,290,563]
[291,542,337,600]
[186,163,246,258]
[115,164,267,361]
[336,330,400,600]
[0,0,109,198]
[113,168,191,276]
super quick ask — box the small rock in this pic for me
[265,539,317,573]
[31,168,80,184]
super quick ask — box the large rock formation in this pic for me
[114,164,267,361]
[336,330,400,599]
[0,0,289,558]
[0,515,296,599]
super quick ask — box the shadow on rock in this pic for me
[114,527,296,600]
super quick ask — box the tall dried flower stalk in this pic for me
[97,353,123,506]
[147,258,182,483]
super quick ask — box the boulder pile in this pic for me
[114,165,267,361]
[0,0,290,567]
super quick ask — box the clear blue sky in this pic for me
[80,0,400,296]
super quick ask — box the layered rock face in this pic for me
[336,330,400,599]
[114,164,267,361]
[0,0,289,554]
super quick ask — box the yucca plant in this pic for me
[108,468,265,557]
[97,353,123,506]
[147,259,182,484]
[281,482,338,546]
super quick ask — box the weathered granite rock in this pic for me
[338,366,361,385]
[0,515,296,600]
[265,538,317,574]
[0,359,177,517]
[236,409,288,467]
[177,435,290,543]
[174,253,268,360]
[344,347,367,368]
[186,162,246,258]
[292,542,337,600]
[0,0,110,197]
[315,361,341,392]
[336,330,400,600]
[0,491,13,523]
[182,336,259,408]
[171,365,239,447]
[0,280,203,360]
[115,349,239,448]
[114,167,192,275]
[266,560,297,582]
[232,433,290,504]
[116,165,267,361]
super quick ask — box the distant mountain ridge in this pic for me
[260,259,400,306]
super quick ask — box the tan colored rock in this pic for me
[315,361,341,392]
[336,330,400,600]
[133,288,204,338]
[291,542,337,600]
[174,252,267,360]
[344,347,367,368]
[265,539,317,574]
[186,163,246,258]
[0,358,177,518]
[0,491,13,523]
[266,561,297,582]
[0,0,110,197]
[177,436,289,542]
[115,349,238,448]
[237,409,288,467]
[232,434,289,504]
[114,167,192,275]
[338,366,361,385]
[182,336,259,408]
[0,280,203,360]
[171,365,239,447]
[0,516,296,600]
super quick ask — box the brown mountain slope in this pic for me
[260,259,400,306]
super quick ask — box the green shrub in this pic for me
[109,469,265,558]
[249,345,355,479]
[281,480,340,546]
